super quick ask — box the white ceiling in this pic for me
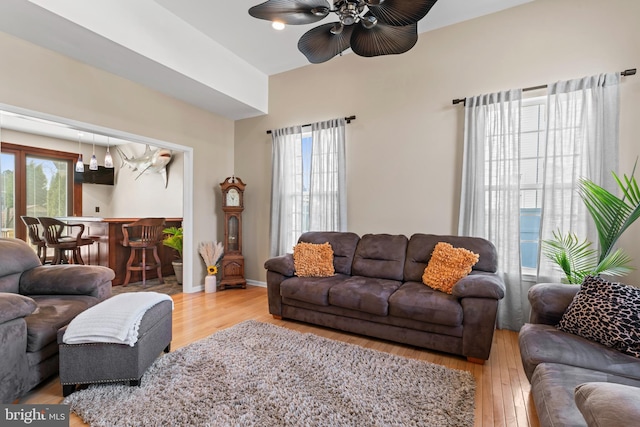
[0,0,533,130]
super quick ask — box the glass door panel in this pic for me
[0,152,16,237]
[25,155,69,218]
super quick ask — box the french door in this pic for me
[0,142,80,241]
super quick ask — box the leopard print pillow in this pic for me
[557,275,640,358]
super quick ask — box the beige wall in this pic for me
[111,143,184,218]
[235,0,640,284]
[0,31,234,290]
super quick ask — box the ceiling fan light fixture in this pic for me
[311,6,329,16]
[249,0,438,63]
[337,1,362,26]
[361,15,378,29]
[272,21,285,30]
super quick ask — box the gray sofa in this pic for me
[0,238,114,403]
[265,232,506,363]
[519,283,640,427]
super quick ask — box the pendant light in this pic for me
[104,136,114,168]
[89,134,99,170]
[75,132,85,173]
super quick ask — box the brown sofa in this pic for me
[519,283,640,427]
[264,232,505,363]
[0,238,114,403]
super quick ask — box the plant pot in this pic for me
[172,261,183,285]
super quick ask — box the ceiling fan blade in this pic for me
[298,23,354,63]
[350,21,418,57]
[366,0,438,26]
[249,0,331,25]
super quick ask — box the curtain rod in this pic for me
[266,115,356,134]
[452,68,637,106]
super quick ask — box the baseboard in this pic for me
[185,280,264,293]
[246,279,266,288]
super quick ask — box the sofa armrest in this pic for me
[19,264,115,298]
[575,382,640,427]
[264,254,295,277]
[528,282,579,325]
[0,294,37,324]
[452,272,505,300]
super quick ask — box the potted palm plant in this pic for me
[542,161,640,284]
[163,226,183,284]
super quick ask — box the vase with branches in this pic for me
[542,160,640,284]
[199,241,224,292]
[199,241,224,276]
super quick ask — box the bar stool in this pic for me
[39,217,95,265]
[20,215,47,264]
[121,218,165,286]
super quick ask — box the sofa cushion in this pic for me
[25,295,100,352]
[280,274,350,306]
[293,242,335,277]
[518,323,640,382]
[351,234,408,281]
[389,282,463,327]
[422,242,479,294]
[574,382,640,427]
[328,276,402,316]
[20,264,115,296]
[558,275,640,358]
[531,363,640,427]
[298,232,360,275]
[404,234,498,282]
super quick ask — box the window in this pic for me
[460,74,620,331]
[301,132,312,233]
[269,119,346,256]
[519,97,546,272]
[482,95,586,272]
[0,142,79,240]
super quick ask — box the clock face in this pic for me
[226,188,240,206]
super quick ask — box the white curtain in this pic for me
[269,118,347,257]
[537,73,620,281]
[459,74,620,331]
[309,118,347,231]
[459,90,524,331]
[269,125,302,257]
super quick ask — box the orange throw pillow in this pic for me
[293,242,335,277]
[422,242,480,294]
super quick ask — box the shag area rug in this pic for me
[111,275,182,296]
[64,320,475,427]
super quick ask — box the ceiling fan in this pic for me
[249,0,439,64]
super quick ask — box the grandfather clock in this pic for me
[220,176,246,289]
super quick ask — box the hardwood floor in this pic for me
[19,285,540,427]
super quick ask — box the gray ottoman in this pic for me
[58,299,172,396]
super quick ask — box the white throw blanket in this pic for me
[63,292,173,347]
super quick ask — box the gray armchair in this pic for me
[0,238,114,403]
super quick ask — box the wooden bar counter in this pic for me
[60,217,182,286]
